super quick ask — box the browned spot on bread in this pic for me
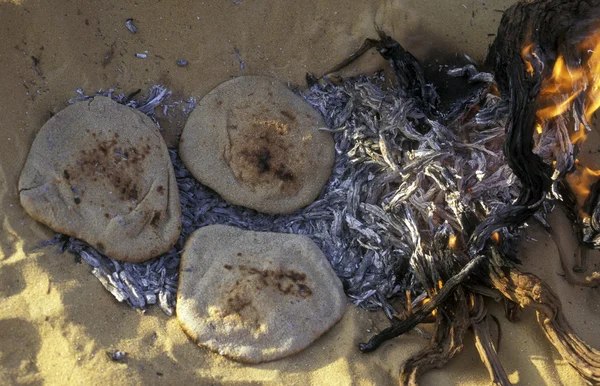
[280,110,296,121]
[273,164,294,181]
[227,120,300,195]
[156,185,164,195]
[65,134,153,201]
[241,148,271,173]
[216,263,311,326]
[150,211,162,227]
[236,265,312,298]
[226,293,253,314]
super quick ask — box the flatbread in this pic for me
[19,96,181,262]
[176,225,347,363]
[179,76,335,214]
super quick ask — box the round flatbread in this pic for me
[19,96,181,262]
[176,225,347,363]
[179,76,335,214]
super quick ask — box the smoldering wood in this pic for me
[473,0,600,256]
[399,288,470,386]
[359,254,488,353]
[57,35,513,322]
[489,0,600,285]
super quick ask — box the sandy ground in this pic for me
[1,0,600,384]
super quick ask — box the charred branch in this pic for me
[399,288,470,386]
[359,254,487,353]
[313,30,439,117]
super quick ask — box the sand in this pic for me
[1,0,599,384]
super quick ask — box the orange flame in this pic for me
[535,123,543,135]
[526,29,600,216]
[491,232,500,244]
[521,43,536,75]
[448,234,457,249]
[565,160,600,214]
[534,31,600,145]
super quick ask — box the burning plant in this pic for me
[303,0,600,384]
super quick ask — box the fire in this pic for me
[571,123,588,145]
[525,29,600,215]
[521,43,536,75]
[535,123,543,135]
[448,234,457,249]
[491,232,500,244]
[534,31,600,145]
[565,160,600,213]
[405,290,412,317]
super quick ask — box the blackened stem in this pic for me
[359,254,487,352]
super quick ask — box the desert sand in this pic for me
[1,0,599,385]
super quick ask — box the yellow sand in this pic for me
[1,0,598,384]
